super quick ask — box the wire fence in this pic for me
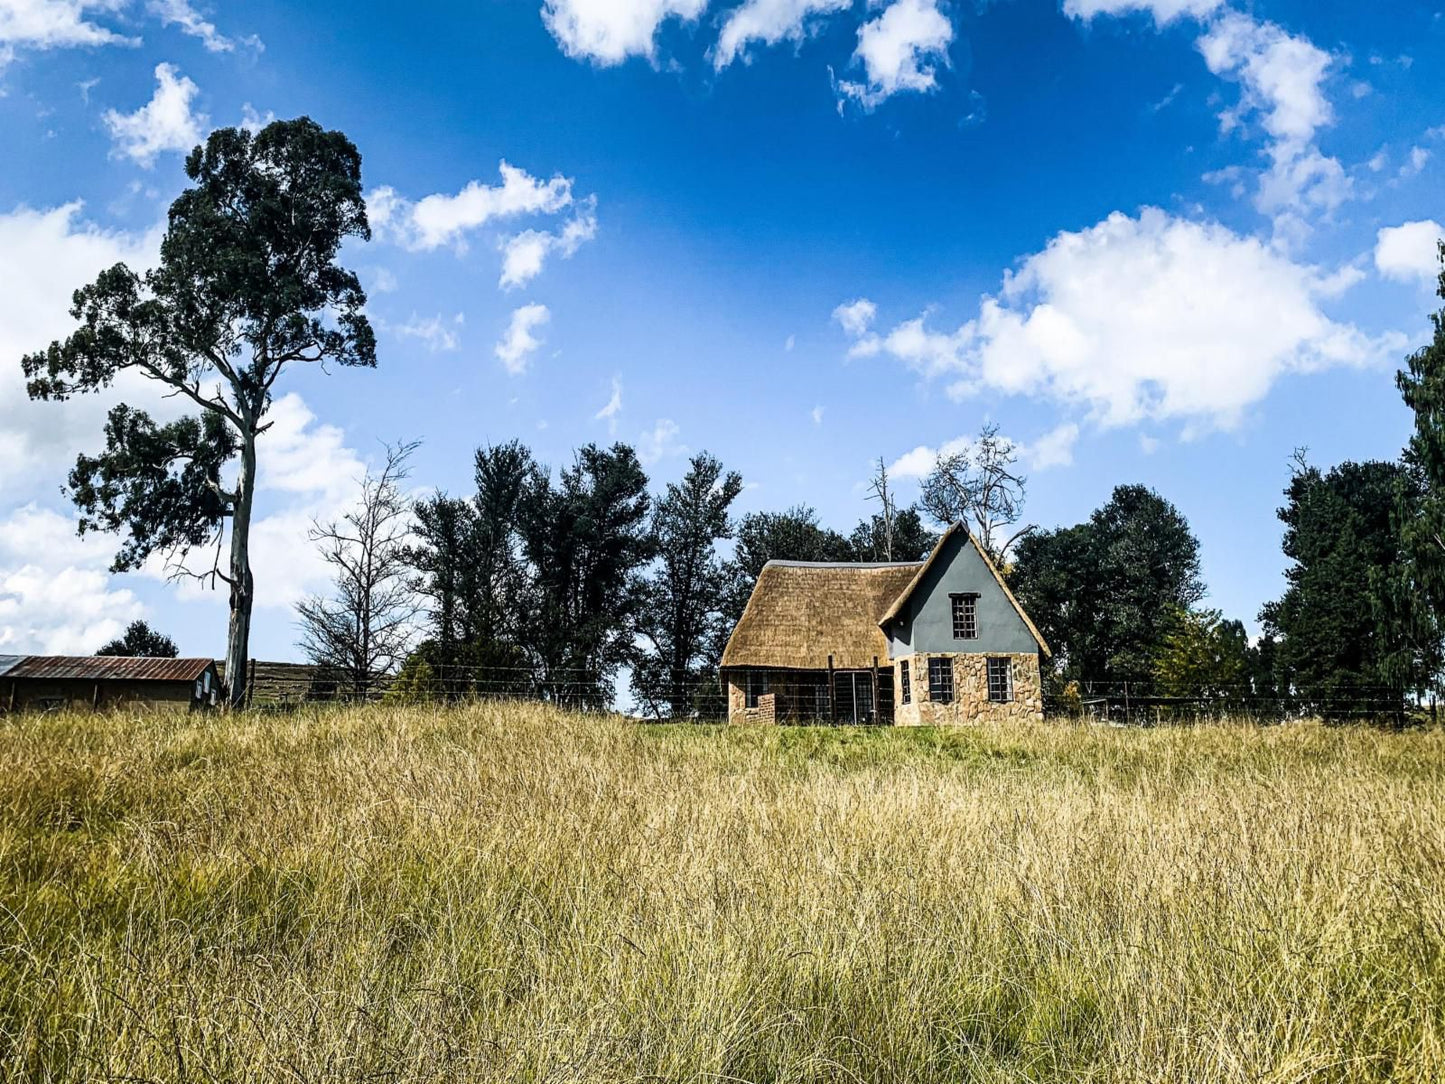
[232,659,1431,727]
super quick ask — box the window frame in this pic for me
[928,657,954,704]
[745,669,770,709]
[951,593,979,640]
[986,657,1014,704]
[900,660,911,705]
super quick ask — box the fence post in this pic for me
[246,657,256,710]
[828,655,836,725]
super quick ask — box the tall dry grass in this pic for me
[1,704,1443,1082]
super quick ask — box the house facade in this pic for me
[720,524,1048,726]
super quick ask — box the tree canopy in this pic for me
[96,620,179,658]
[21,117,375,706]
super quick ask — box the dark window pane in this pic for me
[928,657,954,704]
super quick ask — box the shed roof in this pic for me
[720,561,923,671]
[5,656,215,682]
[0,655,22,679]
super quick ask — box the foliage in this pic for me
[297,442,419,699]
[848,506,936,563]
[95,620,178,658]
[518,443,654,707]
[1152,608,1250,703]
[5,704,1445,1082]
[632,453,744,718]
[1392,241,1445,695]
[1012,484,1205,692]
[919,423,1033,562]
[1260,455,1415,718]
[20,118,374,706]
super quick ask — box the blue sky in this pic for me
[0,0,1442,661]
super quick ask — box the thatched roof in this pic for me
[721,561,923,671]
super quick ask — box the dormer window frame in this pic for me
[950,592,979,640]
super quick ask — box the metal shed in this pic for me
[1,656,220,714]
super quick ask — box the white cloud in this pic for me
[0,0,137,64]
[1398,146,1430,180]
[1026,422,1079,470]
[846,208,1401,432]
[0,202,167,495]
[369,163,574,253]
[499,201,597,289]
[637,418,685,465]
[835,0,951,109]
[103,62,206,168]
[1196,13,1348,223]
[832,297,876,336]
[713,0,851,70]
[542,0,708,65]
[1375,220,1443,287]
[146,0,259,53]
[495,303,550,375]
[887,423,1075,480]
[811,404,824,425]
[1063,0,1221,25]
[595,376,623,432]
[383,312,464,353]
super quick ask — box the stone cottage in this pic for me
[720,523,1049,725]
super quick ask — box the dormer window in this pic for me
[951,593,978,639]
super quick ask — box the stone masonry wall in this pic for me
[727,678,777,725]
[892,652,1043,726]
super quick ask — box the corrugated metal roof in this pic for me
[0,655,23,679]
[5,656,215,682]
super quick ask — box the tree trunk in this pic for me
[224,437,257,709]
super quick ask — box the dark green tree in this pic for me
[633,452,744,718]
[1012,484,1204,692]
[96,620,179,658]
[723,505,853,625]
[520,443,653,707]
[1260,456,1415,718]
[21,118,375,707]
[848,506,937,563]
[1392,240,1445,698]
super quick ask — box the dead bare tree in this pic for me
[865,456,897,560]
[297,441,420,700]
[920,423,1035,563]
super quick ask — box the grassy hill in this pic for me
[3,705,1444,1082]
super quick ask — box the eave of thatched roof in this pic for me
[877,523,1052,657]
[721,561,923,671]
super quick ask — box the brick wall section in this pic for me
[893,652,1043,726]
[727,677,778,724]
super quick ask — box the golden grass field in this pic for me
[3,703,1444,1082]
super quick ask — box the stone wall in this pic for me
[892,652,1043,726]
[727,676,777,725]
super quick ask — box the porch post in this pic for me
[872,655,880,723]
[828,654,836,725]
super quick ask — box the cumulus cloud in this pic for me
[1196,13,1350,224]
[835,0,952,109]
[832,297,876,336]
[1375,220,1443,287]
[0,0,137,64]
[384,312,464,353]
[0,202,166,493]
[499,201,598,289]
[542,0,708,65]
[888,423,1077,481]
[369,163,574,253]
[714,0,851,70]
[1064,0,1221,24]
[146,0,260,53]
[637,418,686,465]
[495,303,550,375]
[844,208,1399,432]
[103,62,206,168]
